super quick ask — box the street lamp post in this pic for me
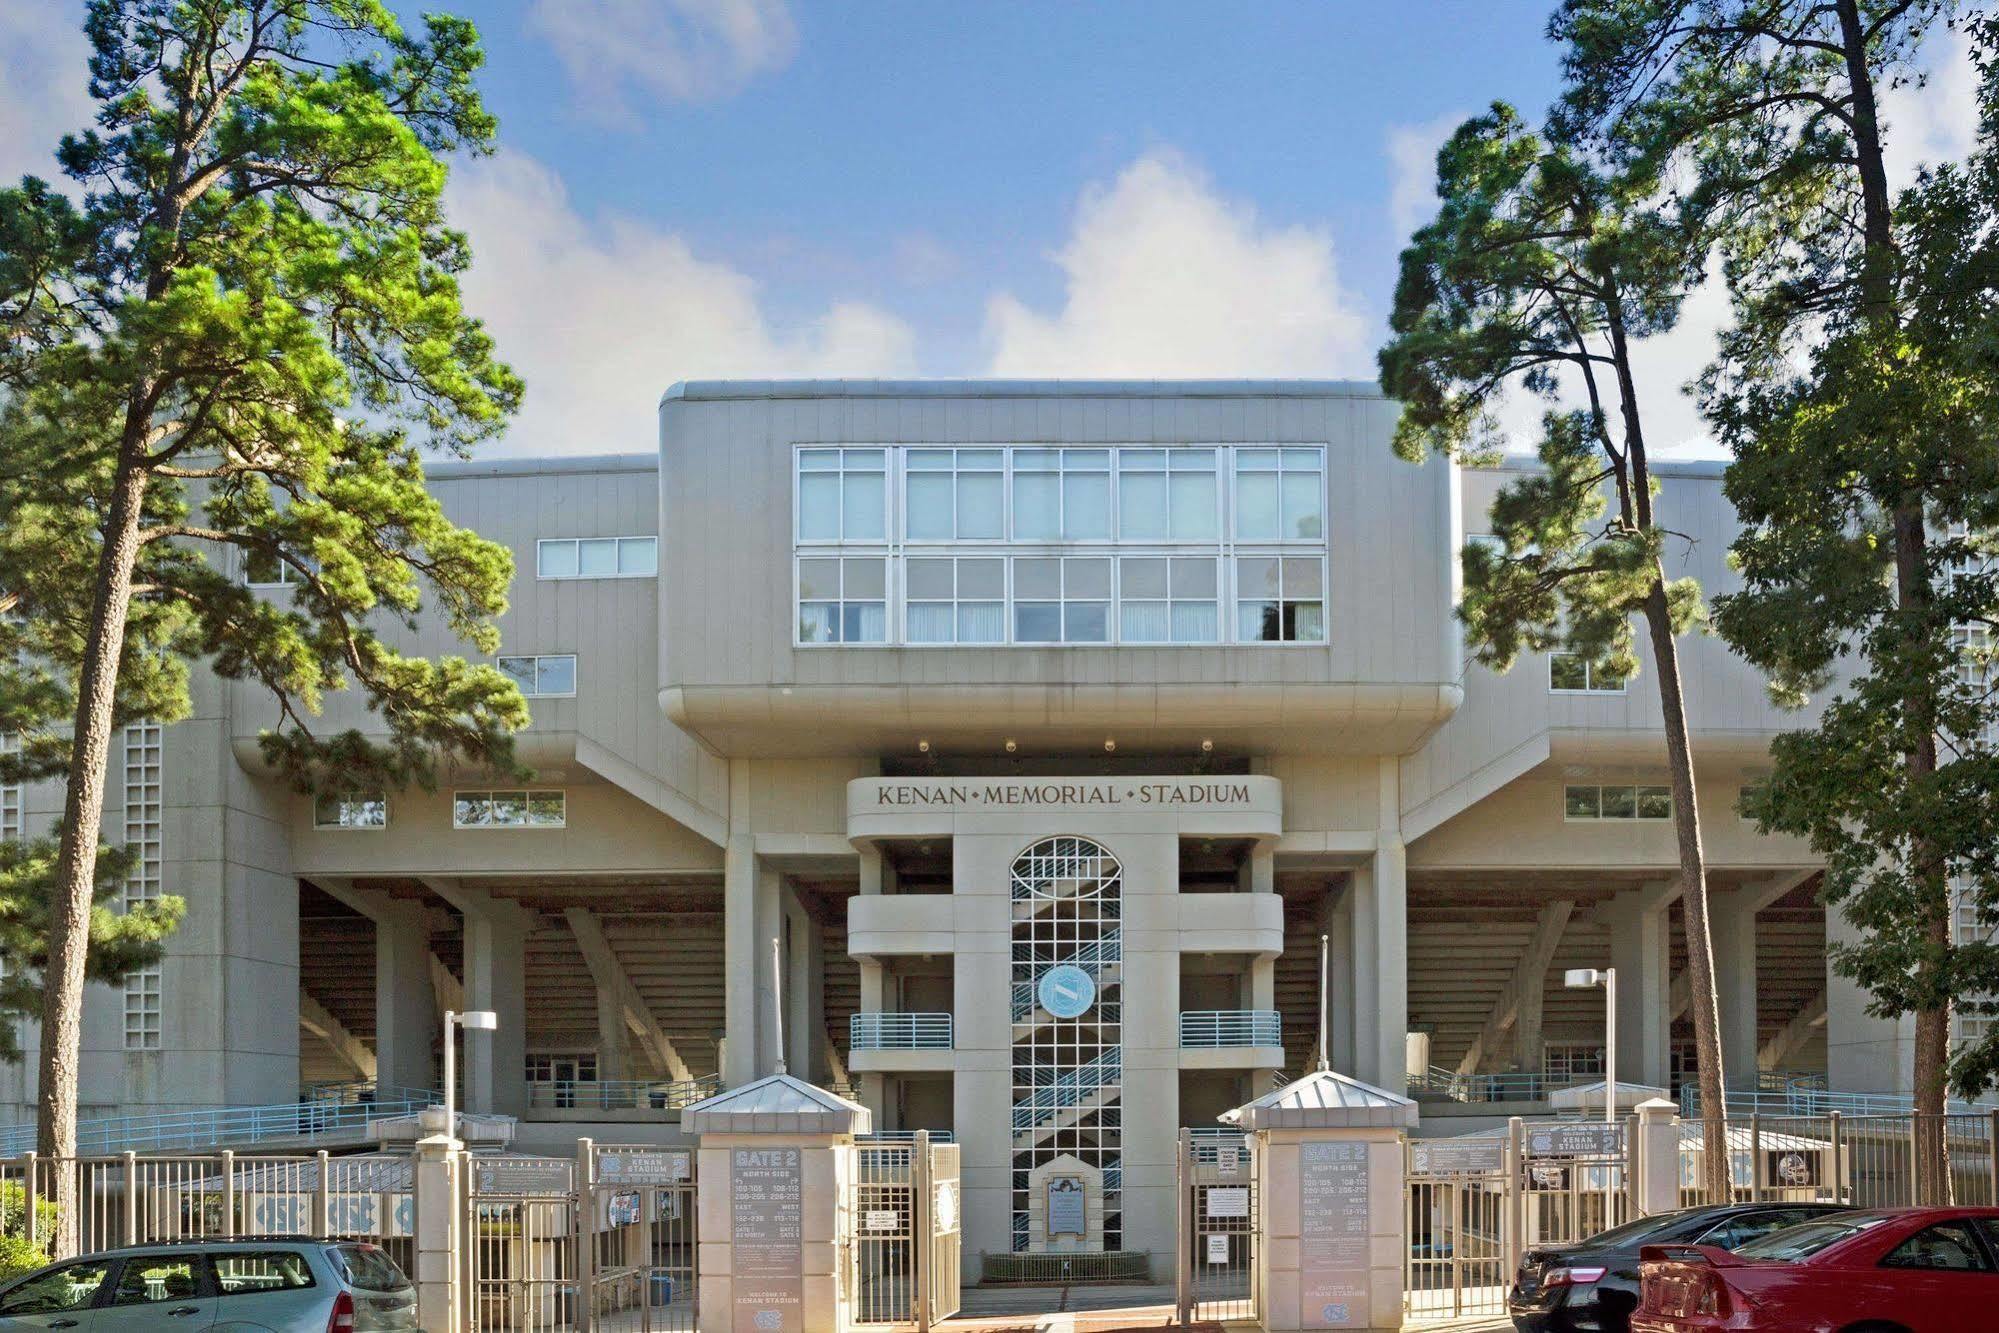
[442,1008,498,1139]
[1565,968,1617,1225]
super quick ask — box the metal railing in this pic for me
[1011,930,1123,1020]
[523,1075,719,1111]
[850,1012,954,1050]
[1011,1049,1121,1132]
[1187,1127,1249,1164]
[1681,1073,1994,1119]
[1178,1010,1281,1048]
[0,1084,437,1156]
[1409,1065,1568,1104]
[859,1129,956,1144]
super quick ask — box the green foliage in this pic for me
[0,839,183,1063]
[0,1181,60,1276]
[1378,104,1706,680]
[0,1,529,799]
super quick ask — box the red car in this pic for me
[1631,1206,1999,1332]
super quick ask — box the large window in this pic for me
[498,654,577,698]
[1565,783,1673,821]
[454,789,566,829]
[314,793,387,829]
[796,443,1329,646]
[537,536,656,579]
[1550,652,1627,693]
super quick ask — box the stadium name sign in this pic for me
[855,778,1267,811]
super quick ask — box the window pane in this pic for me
[798,603,837,643]
[498,657,535,692]
[1013,472,1060,539]
[843,471,885,540]
[1119,472,1169,540]
[907,449,952,470]
[959,602,1005,643]
[1172,557,1217,597]
[1638,787,1674,820]
[1064,602,1109,642]
[1171,601,1220,642]
[315,794,340,825]
[1015,558,1061,599]
[578,538,618,577]
[798,473,840,539]
[1283,557,1324,596]
[1238,556,1281,598]
[491,791,527,824]
[1566,786,1601,819]
[244,549,285,584]
[1550,654,1589,690]
[798,558,841,601]
[536,656,575,696]
[112,1257,199,1306]
[1065,558,1112,600]
[528,792,565,826]
[617,538,657,575]
[455,794,490,826]
[1063,472,1111,539]
[1121,558,1168,599]
[1170,471,1218,538]
[843,602,887,643]
[798,449,840,470]
[216,1252,316,1294]
[959,472,1003,539]
[907,559,954,600]
[1236,473,1279,538]
[1239,601,1280,642]
[1289,601,1326,642]
[538,541,578,579]
[1121,601,1171,643]
[908,603,955,643]
[1282,471,1324,539]
[1016,602,1061,642]
[958,558,1004,599]
[0,1262,109,1314]
[906,473,954,539]
[1602,786,1637,819]
[843,558,886,599]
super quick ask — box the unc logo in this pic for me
[754,1310,782,1330]
[1322,1303,1348,1322]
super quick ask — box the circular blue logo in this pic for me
[1038,964,1096,1020]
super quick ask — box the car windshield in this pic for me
[1577,1211,1710,1249]
[330,1244,408,1293]
[1735,1213,1892,1262]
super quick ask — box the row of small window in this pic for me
[1549,653,1627,693]
[250,538,657,588]
[800,446,1327,544]
[1564,784,1675,821]
[315,789,568,829]
[798,554,1327,645]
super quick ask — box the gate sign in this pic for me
[1527,1123,1624,1158]
[1204,1186,1249,1219]
[1205,1233,1230,1265]
[598,1149,691,1184]
[1299,1142,1370,1330]
[731,1147,803,1333]
[864,1210,900,1233]
[474,1160,572,1195]
[1410,1140,1506,1175]
[1047,1177,1086,1237]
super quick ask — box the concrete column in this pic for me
[1248,845,1276,894]
[695,1133,852,1333]
[1635,1098,1682,1217]
[1250,1127,1408,1332]
[755,864,784,1077]
[374,902,437,1093]
[459,901,527,1117]
[1357,838,1408,1092]
[1250,956,1275,1010]
[410,1108,462,1333]
[783,892,815,1079]
[596,986,630,1082]
[1329,884,1356,1076]
[724,834,757,1088]
[1825,900,1914,1095]
[1606,889,1672,1089]
[1515,966,1546,1075]
[1709,888,1762,1090]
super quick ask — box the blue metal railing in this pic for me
[1179,1010,1281,1048]
[0,1083,437,1156]
[526,1075,720,1111]
[1408,1065,1568,1104]
[850,1012,954,1050]
[1682,1074,1994,1118]
[859,1130,956,1144]
[1188,1126,1249,1163]
[1012,1049,1121,1132]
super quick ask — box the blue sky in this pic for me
[0,1,1980,455]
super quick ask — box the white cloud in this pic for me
[1386,113,1464,241]
[528,0,797,114]
[984,150,1372,378]
[448,150,916,454]
[1882,25,1983,191]
[0,0,93,185]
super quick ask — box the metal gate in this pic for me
[467,1155,578,1333]
[1175,1129,1256,1322]
[1404,1138,1511,1324]
[585,1146,699,1332]
[850,1133,959,1329]
[1519,1119,1633,1248]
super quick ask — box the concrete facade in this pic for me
[0,380,1872,1275]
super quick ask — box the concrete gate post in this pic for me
[683,1073,873,1333]
[410,1106,464,1333]
[1222,1068,1420,1332]
[1634,1098,1682,1216]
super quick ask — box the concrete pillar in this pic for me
[783,892,815,1079]
[1251,956,1275,1011]
[724,834,757,1088]
[410,1107,462,1333]
[1248,845,1276,894]
[1329,884,1356,1076]
[1515,964,1546,1076]
[374,902,437,1094]
[1606,890,1672,1089]
[460,901,527,1117]
[1354,838,1407,1092]
[596,986,630,1082]
[1245,1125,1409,1331]
[1710,889,1762,1090]
[1825,900,1913,1095]
[1635,1098,1682,1216]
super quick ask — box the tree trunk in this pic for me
[1642,578,1731,1202]
[34,444,149,1254]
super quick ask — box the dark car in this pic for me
[1511,1203,1849,1333]
[1633,1206,1999,1332]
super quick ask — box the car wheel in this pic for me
[1839,1323,1911,1333]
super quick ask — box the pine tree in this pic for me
[0,0,529,1193]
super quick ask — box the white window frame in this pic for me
[794,443,1328,648]
[1231,553,1329,644]
[536,536,657,580]
[243,552,307,588]
[1549,652,1628,694]
[1564,783,1674,822]
[0,734,20,843]
[313,793,388,830]
[497,654,578,699]
[1231,446,1326,543]
[795,447,889,544]
[795,555,890,645]
[903,554,1008,645]
[1116,554,1222,645]
[121,722,165,1051]
[902,448,1007,543]
[453,789,567,829]
[123,967,162,1052]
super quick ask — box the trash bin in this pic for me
[650,1272,676,1306]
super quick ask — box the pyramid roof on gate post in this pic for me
[1219,1068,1419,1131]
[1550,1080,1669,1116]
[681,1073,873,1136]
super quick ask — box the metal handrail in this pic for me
[1178,1010,1281,1048]
[0,1085,438,1156]
[859,1130,957,1144]
[850,1012,954,1050]
[1011,1049,1121,1131]
[1010,930,1123,1021]
[524,1075,720,1111]
[1682,1075,1994,1118]
[1408,1065,1568,1104]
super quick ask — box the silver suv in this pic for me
[0,1238,418,1331]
